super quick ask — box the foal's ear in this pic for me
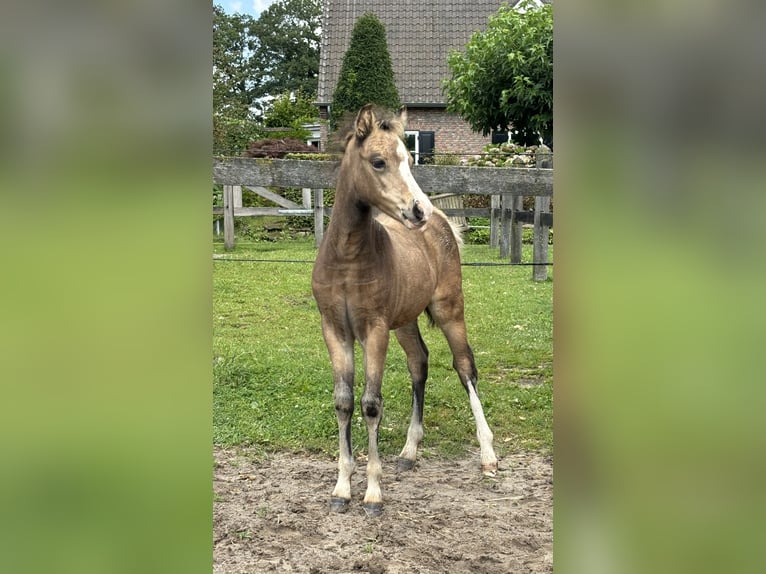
[397,106,408,126]
[355,104,376,141]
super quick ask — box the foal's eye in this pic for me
[371,158,386,170]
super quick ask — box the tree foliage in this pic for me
[213,4,262,153]
[263,91,318,128]
[443,0,552,146]
[260,90,318,141]
[251,0,322,101]
[331,13,400,128]
[213,4,258,115]
[213,1,321,154]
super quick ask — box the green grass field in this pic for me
[213,236,552,460]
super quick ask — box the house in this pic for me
[316,0,530,162]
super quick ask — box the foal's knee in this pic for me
[361,393,382,419]
[334,385,354,415]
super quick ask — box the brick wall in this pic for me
[317,106,490,158]
[318,107,330,151]
[403,107,491,158]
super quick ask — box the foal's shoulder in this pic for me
[428,208,464,249]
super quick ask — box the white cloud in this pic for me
[217,0,275,17]
[251,0,277,17]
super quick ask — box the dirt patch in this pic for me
[214,448,552,573]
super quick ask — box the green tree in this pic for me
[213,1,321,154]
[261,90,318,140]
[331,13,400,128]
[443,0,552,147]
[264,91,318,128]
[252,0,322,101]
[213,4,262,153]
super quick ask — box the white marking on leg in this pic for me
[398,396,423,462]
[332,451,355,501]
[364,457,383,505]
[364,418,384,506]
[466,379,498,474]
[332,390,355,501]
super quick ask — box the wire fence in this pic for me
[212,255,552,267]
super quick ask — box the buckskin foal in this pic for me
[311,104,498,516]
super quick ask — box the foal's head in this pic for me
[342,104,433,229]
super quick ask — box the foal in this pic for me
[311,105,497,516]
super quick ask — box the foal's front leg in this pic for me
[322,319,356,512]
[360,326,390,516]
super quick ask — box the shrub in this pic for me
[283,152,340,161]
[465,142,549,168]
[244,138,317,158]
[432,150,462,166]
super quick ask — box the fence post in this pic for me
[536,144,553,169]
[533,145,553,281]
[302,188,312,208]
[533,196,551,281]
[499,194,512,258]
[223,184,235,251]
[313,188,324,248]
[489,194,500,248]
[510,195,523,264]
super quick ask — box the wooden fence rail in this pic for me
[212,157,553,280]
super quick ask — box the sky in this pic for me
[216,0,277,18]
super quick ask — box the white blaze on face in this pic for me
[396,139,433,221]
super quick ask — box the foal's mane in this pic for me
[330,106,406,152]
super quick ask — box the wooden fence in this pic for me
[213,155,553,280]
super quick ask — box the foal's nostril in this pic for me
[412,200,424,221]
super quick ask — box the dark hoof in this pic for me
[329,497,350,513]
[363,502,384,517]
[397,458,416,471]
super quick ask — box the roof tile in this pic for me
[317,0,522,105]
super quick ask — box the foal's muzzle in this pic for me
[403,198,433,229]
[413,200,425,222]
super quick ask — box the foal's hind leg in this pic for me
[429,301,498,475]
[394,321,429,471]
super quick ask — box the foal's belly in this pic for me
[315,265,434,335]
[350,267,433,312]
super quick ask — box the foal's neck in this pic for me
[325,182,384,260]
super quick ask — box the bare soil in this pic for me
[214,448,552,573]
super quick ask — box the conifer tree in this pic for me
[331,13,400,128]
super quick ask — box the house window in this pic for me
[405,131,419,164]
[492,131,510,144]
[405,131,435,165]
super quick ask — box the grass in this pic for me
[213,235,552,460]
